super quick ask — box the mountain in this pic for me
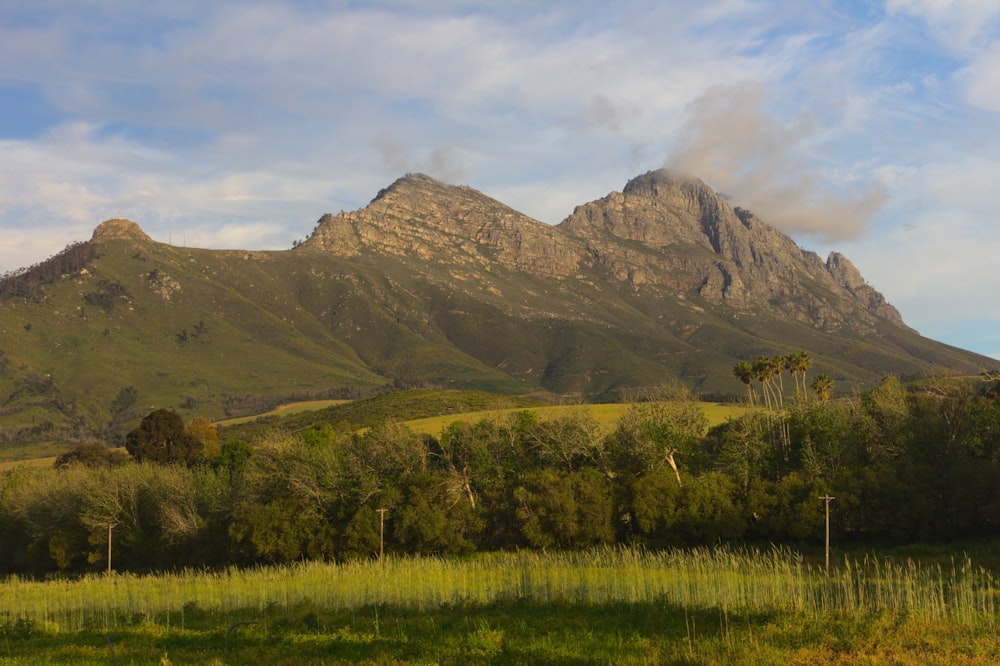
[0,170,994,456]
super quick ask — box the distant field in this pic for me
[0,455,56,471]
[213,399,353,427]
[0,439,68,466]
[400,402,744,437]
[1,400,745,468]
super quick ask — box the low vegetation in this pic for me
[3,359,1000,661]
[1,547,998,663]
[215,388,545,442]
[3,371,1000,576]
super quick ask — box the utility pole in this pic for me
[819,495,835,577]
[377,508,388,563]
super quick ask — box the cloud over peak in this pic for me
[666,83,887,241]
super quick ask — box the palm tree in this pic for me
[768,355,785,409]
[786,351,813,398]
[811,374,834,402]
[751,356,774,411]
[733,362,756,406]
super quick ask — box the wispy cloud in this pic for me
[665,82,887,241]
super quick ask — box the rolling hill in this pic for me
[0,169,994,457]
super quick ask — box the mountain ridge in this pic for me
[0,169,994,456]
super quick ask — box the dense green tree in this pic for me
[513,468,614,549]
[340,505,382,560]
[54,441,129,469]
[125,409,202,465]
[5,375,1000,575]
[1,465,89,573]
[789,400,857,478]
[229,498,335,564]
[216,439,253,488]
[606,399,708,485]
[707,410,772,487]
[393,472,480,555]
[746,472,826,542]
[624,470,682,543]
[858,376,910,461]
[676,472,745,543]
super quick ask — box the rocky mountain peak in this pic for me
[301,173,584,279]
[622,169,722,215]
[92,218,152,242]
[559,169,905,331]
[297,169,905,332]
[370,172,448,204]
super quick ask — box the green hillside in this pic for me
[216,388,547,443]
[2,169,997,463]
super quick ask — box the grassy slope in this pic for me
[401,401,744,437]
[216,388,548,442]
[0,241,385,425]
[3,228,995,462]
[0,239,535,456]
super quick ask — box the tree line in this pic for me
[0,241,97,301]
[3,368,1000,575]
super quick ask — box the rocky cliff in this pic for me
[303,173,585,280]
[558,170,905,332]
[305,169,905,336]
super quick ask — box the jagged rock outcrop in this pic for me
[558,169,906,332]
[92,218,152,242]
[302,170,905,335]
[303,173,585,279]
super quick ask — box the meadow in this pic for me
[2,546,999,664]
[400,401,743,438]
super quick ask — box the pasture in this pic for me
[1,546,997,664]
[397,401,743,437]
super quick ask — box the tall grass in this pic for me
[2,546,996,632]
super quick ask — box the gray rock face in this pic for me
[303,173,585,279]
[558,170,905,331]
[304,169,904,334]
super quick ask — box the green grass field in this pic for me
[213,399,353,427]
[1,546,997,664]
[400,401,744,437]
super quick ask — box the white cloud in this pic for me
[885,0,1000,53]
[0,123,330,266]
[957,42,1000,111]
[826,154,1000,355]
[665,83,887,241]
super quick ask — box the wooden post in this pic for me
[819,495,835,577]
[107,524,113,577]
[377,508,388,563]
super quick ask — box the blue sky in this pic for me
[2,1,1000,359]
